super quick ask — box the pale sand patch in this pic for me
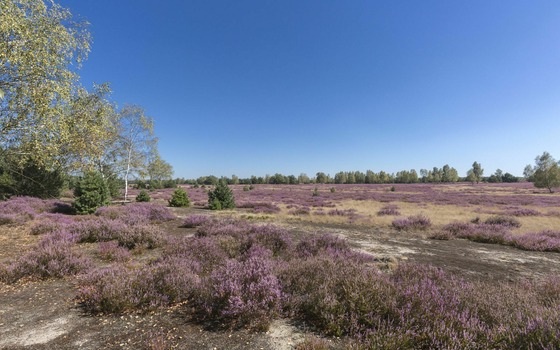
[0,316,73,347]
[267,319,304,350]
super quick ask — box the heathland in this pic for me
[1,182,560,349]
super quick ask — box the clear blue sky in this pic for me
[59,0,560,179]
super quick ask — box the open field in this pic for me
[1,183,560,349]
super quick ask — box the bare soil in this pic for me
[2,209,560,349]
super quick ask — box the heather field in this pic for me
[1,183,560,349]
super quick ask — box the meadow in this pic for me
[1,182,560,349]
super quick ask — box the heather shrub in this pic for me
[295,234,373,263]
[97,241,131,262]
[168,187,190,207]
[163,236,229,274]
[208,180,235,210]
[391,214,432,231]
[507,208,541,216]
[182,214,210,228]
[73,172,111,214]
[483,215,521,228]
[135,189,151,202]
[96,203,175,224]
[377,204,401,216]
[69,217,164,249]
[1,231,91,283]
[248,225,293,257]
[194,247,282,330]
[78,258,200,313]
[30,213,76,235]
[511,230,560,252]
[279,255,396,337]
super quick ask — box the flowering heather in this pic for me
[95,203,175,224]
[77,259,201,313]
[69,217,164,249]
[377,204,401,216]
[97,241,131,262]
[30,213,76,235]
[441,221,560,252]
[196,247,282,330]
[507,208,541,217]
[392,214,432,231]
[288,206,311,216]
[163,236,229,274]
[182,214,210,228]
[483,215,522,228]
[237,202,281,214]
[512,231,560,252]
[0,231,91,283]
[295,234,374,263]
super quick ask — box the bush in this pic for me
[73,172,111,214]
[392,214,432,231]
[195,247,282,330]
[484,215,522,228]
[1,232,91,283]
[77,259,200,313]
[168,187,190,207]
[135,189,151,202]
[208,180,235,210]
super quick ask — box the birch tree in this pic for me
[1,0,92,166]
[116,105,157,202]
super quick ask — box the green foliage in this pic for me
[168,187,190,207]
[136,189,151,202]
[208,180,235,210]
[312,187,320,197]
[73,172,111,214]
[532,152,560,193]
[0,156,64,199]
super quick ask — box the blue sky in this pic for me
[59,1,560,179]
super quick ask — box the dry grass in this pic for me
[273,199,560,234]
[0,223,40,261]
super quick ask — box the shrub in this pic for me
[483,215,521,228]
[135,189,151,202]
[208,180,235,210]
[182,214,211,228]
[377,204,400,216]
[97,241,131,262]
[77,258,201,313]
[392,214,432,231]
[279,255,395,337]
[195,247,282,330]
[168,187,190,207]
[0,232,91,283]
[73,172,111,214]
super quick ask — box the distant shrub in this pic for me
[377,204,401,216]
[312,187,319,197]
[243,185,250,192]
[330,187,336,193]
[208,180,235,210]
[135,189,151,202]
[507,208,541,217]
[73,172,111,215]
[168,187,190,207]
[182,214,211,228]
[484,215,521,228]
[392,214,432,231]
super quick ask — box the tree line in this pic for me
[185,162,522,186]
